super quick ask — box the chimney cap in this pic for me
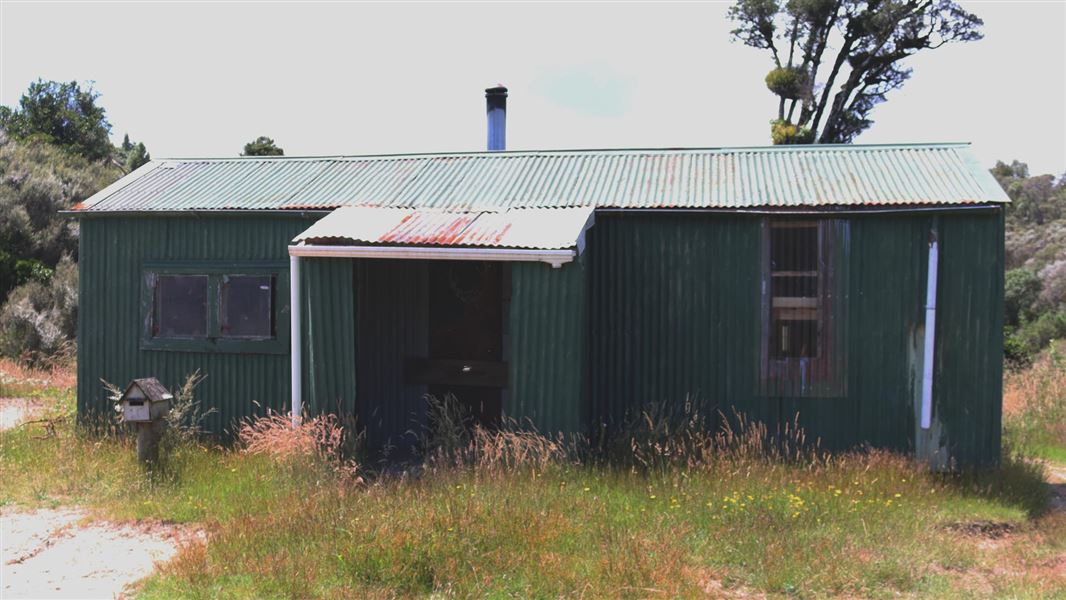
[485,85,508,96]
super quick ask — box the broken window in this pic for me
[220,275,274,339]
[759,219,849,397]
[152,275,208,338]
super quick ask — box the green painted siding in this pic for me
[587,214,762,430]
[78,210,1003,466]
[354,259,429,456]
[934,212,1004,466]
[77,215,355,436]
[586,212,1003,467]
[508,258,588,433]
[300,257,357,419]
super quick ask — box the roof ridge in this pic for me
[152,142,973,163]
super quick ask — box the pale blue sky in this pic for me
[1,1,1063,175]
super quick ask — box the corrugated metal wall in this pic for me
[354,259,429,456]
[300,257,357,419]
[586,211,1003,467]
[588,213,761,431]
[508,257,588,433]
[79,210,1003,466]
[77,215,356,437]
[935,212,1004,466]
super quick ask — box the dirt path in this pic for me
[1,508,194,599]
[0,398,42,431]
[1,398,198,599]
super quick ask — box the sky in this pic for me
[1,1,1064,175]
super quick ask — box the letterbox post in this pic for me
[118,378,173,469]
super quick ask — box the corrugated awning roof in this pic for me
[74,143,1009,213]
[292,206,595,251]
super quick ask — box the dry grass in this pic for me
[1004,342,1066,462]
[237,411,363,485]
[2,368,1063,597]
[0,356,75,397]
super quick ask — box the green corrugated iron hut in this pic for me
[70,99,1008,468]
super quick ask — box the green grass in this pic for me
[2,358,1065,598]
[2,411,1061,599]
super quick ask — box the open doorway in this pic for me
[406,261,509,430]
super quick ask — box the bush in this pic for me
[1003,328,1032,368]
[1015,309,1066,357]
[1005,267,1042,327]
[0,255,77,365]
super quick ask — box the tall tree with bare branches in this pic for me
[728,0,983,144]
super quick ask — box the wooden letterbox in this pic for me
[120,378,173,423]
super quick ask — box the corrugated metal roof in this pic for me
[75,143,1009,212]
[293,206,595,250]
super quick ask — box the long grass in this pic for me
[1005,341,1066,462]
[1,370,1063,598]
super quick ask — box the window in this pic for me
[153,275,208,338]
[220,275,275,339]
[142,262,288,354]
[770,223,820,359]
[759,219,849,397]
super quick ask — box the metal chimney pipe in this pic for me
[486,85,507,151]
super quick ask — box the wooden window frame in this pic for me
[140,260,289,354]
[758,219,849,397]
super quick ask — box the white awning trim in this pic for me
[288,244,576,268]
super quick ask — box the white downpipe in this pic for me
[920,234,939,430]
[290,255,302,427]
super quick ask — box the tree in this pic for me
[114,132,152,173]
[728,0,984,144]
[991,160,1065,226]
[124,142,151,171]
[0,79,114,161]
[242,136,284,156]
[0,132,121,297]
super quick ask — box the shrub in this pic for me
[1003,327,1032,368]
[1005,267,1042,327]
[1038,257,1066,310]
[0,255,77,365]
[1015,309,1066,356]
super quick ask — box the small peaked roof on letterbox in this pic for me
[73,143,1009,213]
[122,378,173,402]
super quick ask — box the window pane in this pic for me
[769,222,820,359]
[154,275,207,338]
[772,275,818,297]
[770,225,818,271]
[220,275,274,339]
[771,319,818,358]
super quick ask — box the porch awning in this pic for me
[289,206,595,267]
